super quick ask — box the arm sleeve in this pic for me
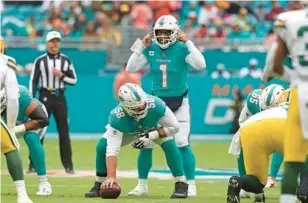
[104,124,123,157]
[126,38,149,73]
[62,62,77,85]
[126,53,148,73]
[185,40,206,70]
[238,105,252,125]
[4,68,19,130]
[29,58,41,97]
[157,107,180,136]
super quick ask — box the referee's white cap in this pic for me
[46,31,61,42]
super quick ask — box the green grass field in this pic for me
[1,140,283,202]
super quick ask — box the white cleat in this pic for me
[127,184,148,196]
[188,184,197,197]
[240,189,250,198]
[36,182,52,196]
[265,177,276,188]
[17,195,33,203]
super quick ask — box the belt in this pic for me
[40,88,65,96]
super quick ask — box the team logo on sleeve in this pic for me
[149,51,154,56]
[113,130,118,135]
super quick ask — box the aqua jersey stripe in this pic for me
[126,84,141,101]
[266,85,277,106]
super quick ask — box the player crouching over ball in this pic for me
[85,83,188,199]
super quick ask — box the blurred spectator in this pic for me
[83,22,97,37]
[288,1,305,11]
[250,24,265,39]
[198,1,218,25]
[194,24,208,39]
[149,1,171,21]
[263,28,277,47]
[211,63,231,79]
[227,24,251,39]
[255,5,267,22]
[131,1,153,30]
[187,11,198,28]
[26,16,36,36]
[267,1,284,21]
[212,25,227,46]
[97,19,121,45]
[113,63,141,99]
[232,8,256,31]
[239,58,262,79]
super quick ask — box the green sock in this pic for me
[282,162,304,194]
[96,138,107,176]
[161,140,184,177]
[237,149,246,176]
[178,145,196,180]
[269,152,284,178]
[137,148,153,179]
[24,132,46,176]
[240,175,264,193]
[5,150,24,181]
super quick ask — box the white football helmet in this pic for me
[259,84,285,111]
[153,15,179,49]
[118,83,148,119]
[0,88,7,114]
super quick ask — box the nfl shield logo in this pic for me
[149,51,154,56]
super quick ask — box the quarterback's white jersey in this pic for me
[275,9,308,85]
[0,54,19,130]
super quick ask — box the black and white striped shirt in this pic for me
[29,52,77,96]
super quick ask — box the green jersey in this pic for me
[246,89,262,115]
[109,95,166,135]
[2,85,44,124]
[143,42,190,97]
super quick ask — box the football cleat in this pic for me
[128,184,148,196]
[227,176,241,203]
[188,184,197,197]
[170,182,188,198]
[36,181,52,196]
[253,193,265,202]
[17,195,33,203]
[265,177,276,188]
[239,189,250,198]
[85,181,101,198]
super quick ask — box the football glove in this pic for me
[132,136,151,149]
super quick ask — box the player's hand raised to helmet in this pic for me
[177,30,189,43]
[142,32,154,47]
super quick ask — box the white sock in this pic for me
[138,179,147,186]
[280,194,296,203]
[187,180,195,186]
[174,176,185,182]
[14,180,28,197]
[95,176,105,183]
[38,175,48,183]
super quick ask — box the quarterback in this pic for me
[0,37,33,203]
[126,14,206,197]
[263,8,308,203]
[1,85,52,196]
[85,83,188,198]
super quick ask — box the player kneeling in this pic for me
[227,106,288,203]
[85,83,188,198]
[1,86,52,196]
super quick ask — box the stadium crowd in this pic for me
[1,0,306,46]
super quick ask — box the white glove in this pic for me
[132,136,151,149]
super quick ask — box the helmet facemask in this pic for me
[154,29,177,49]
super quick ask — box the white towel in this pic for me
[228,130,241,158]
[298,84,308,139]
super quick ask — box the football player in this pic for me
[126,14,206,197]
[1,85,52,196]
[85,83,188,198]
[0,36,33,203]
[235,85,284,197]
[227,106,288,203]
[262,8,308,203]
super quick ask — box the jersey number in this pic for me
[114,108,125,118]
[297,26,308,66]
[159,64,168,88]
[249,93,259,105]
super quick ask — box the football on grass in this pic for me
[99,183,121,199]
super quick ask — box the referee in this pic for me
[29,31,77,174]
